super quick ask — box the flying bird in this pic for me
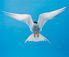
[3,7,66,43]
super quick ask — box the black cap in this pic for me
[34,22,37,23]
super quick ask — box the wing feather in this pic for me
[38,7,66,31]
[3,11,33,31]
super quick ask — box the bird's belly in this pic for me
[32,25,40,34]
[33,29,38,34]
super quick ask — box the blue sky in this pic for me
[0,0,69,57]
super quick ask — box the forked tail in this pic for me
[24,33,51,44]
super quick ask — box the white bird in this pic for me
[3,7,66,44]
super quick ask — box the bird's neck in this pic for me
[34,24,37,26]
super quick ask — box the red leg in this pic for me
[34,34,36,37]
[37,33,39,37]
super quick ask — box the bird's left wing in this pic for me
[3,11,34,32]
[38,7,66,31]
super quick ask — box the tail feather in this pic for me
[24,33,50,44]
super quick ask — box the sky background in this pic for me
[0,0,69,57]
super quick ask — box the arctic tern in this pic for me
[3,7,66,43]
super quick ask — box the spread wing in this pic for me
[3,11,34,32]
[38,7,66,31]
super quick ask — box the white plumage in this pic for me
[24,33,50,43]
[38,7,66,31]
[3,7,66,44]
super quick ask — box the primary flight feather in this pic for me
[3,7,66,43]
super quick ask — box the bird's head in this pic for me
[34,22,37,24]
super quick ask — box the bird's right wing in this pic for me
[38,7,66,31]
[3,11,34,32]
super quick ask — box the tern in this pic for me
[3,7,66,43]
